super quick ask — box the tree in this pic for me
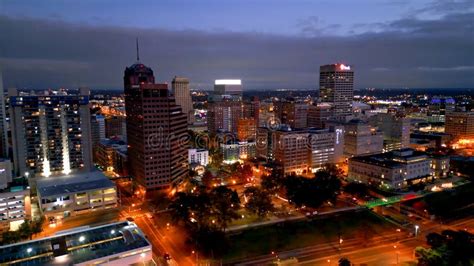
[322,163,344,178]
[283,170,341,208]
[415,230,474,266]
[261,168,284,193]
[18,220,32,240]
[313,169,342,203]
[201,170,215,188]
[209,186,240,231]
[244,187,274,218]
[170,192,194,225]
[344,182,368,198]
[415,246,443,266]
[339,257,351,266]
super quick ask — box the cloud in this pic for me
[0,11,473,90]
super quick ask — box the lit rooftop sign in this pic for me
[215,79,242,85]
[339,64,351,70]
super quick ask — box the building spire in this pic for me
[136,37,140,62]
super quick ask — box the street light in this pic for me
[414,225,419,236]
[394,245,399,265]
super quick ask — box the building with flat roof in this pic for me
[370,113,410,152]
[309,126,344,171]
[124,61,188,192]
[0,221,152,265]
[172,76,194,124]
[36,171,116,220]
[9,88,93,178]
[319,63,354,121]
[344,119,383,158]
[348,148,433,189]
[188,148,209,166]
[0,185,30,233]
[445,111,474,140]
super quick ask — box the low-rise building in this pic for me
[348,148,433,189]
[0,221,152,265]
[37,171,117,220]
[220,141,256,163]
[94,139,128,175]
[188,148,209,166]
[0,185,30,233]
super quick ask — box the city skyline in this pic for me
[0,0,473,90]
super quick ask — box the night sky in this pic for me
[0,0,473,90]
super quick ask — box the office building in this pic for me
[243,96,260,121]
[258,101,276,128]
[370,113,410,152]
[307,103,331,128]
[427,97,455,123]
[309,126,344,171]
[273,128,310,175]
[0,221,153,265]
[37,171,116,220]
[9,88,93,178]
[237,118,257,141]
[0,70,8,158]
[319,63,354,121]
[124,61,188,192]
[348,148,433,189]
[212,79,243,101]
[172,76,195,124]
[91,114,106,146]
[207,99,243,134]
[188,148,209,166]
[94,139,128,175]
[274,100,308,129]
[105,115,127,140]
[344,119,383,158]
[445,111,474,140]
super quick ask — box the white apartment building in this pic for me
[0,186,30,232]
[188,148,209,166]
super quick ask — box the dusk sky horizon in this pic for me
[0,0,473,90]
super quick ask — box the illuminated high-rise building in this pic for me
[319,64,354,121]
[172,76,194,124]
[124,54,188,192]
[9,88,93,177]
[0,70,8,158]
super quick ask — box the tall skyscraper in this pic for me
[319,64,354,121]
[172,76,194,124]
[0,70,8,158]
[124,59,188,192]
[9,88,93,177]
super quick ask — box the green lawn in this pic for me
[223,210,395,262]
